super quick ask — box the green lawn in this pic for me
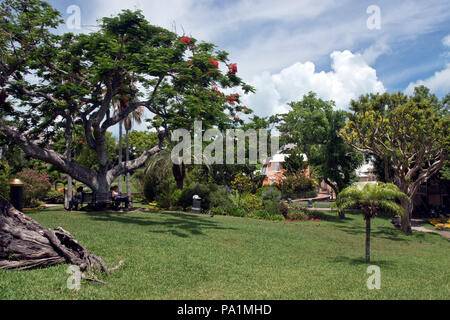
[0,207,449,300]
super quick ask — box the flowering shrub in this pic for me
[16,169,52,207]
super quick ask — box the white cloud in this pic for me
[405,64,450,95]
[443,34,450,47]
[243,50,386,116]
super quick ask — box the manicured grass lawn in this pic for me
[0,207,449,300]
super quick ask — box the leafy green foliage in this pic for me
[278,92,363,194]
[177,183,211,210]
[334,182,407,220]
[0,160,10,200]
[279,174,316,199]
[247,209,284,221]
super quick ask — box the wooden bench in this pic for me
[81,192,130,210]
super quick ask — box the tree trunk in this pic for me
[172,163,186,190]
[126,129,131,207]
[118,120,123,193]
[400,197,413,234]
[365,218,371,264]
[0,197,122,278]
[65,119,73,209]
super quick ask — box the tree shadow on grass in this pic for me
[80,210,236,238]
[335,225,409,242]
[329,256,396,268]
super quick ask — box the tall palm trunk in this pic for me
[118,120,123,193]
[64,120,72,209]
[125,128,131,206]
[365,218,371,264]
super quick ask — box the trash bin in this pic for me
[308,200,313,208]
[10,178,24,212]
[192,195,202,214]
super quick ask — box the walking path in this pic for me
[411,219,450,240]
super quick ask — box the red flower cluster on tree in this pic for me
[228,63,237,75]
[180,37,191,44]
[153,115,159,120]
[211,87,223,95]
[209,58,219,69]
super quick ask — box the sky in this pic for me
[48,0,450,128]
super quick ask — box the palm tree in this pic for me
[113,99,125,193]
[334,182,407,263]
[123,106,145,204]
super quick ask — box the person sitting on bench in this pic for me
[111,186,129,209]
[69,187,84,211]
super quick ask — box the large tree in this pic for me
[277,92,363,196]
[0,1,253,194]
[340,88,449,234]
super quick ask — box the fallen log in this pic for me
[0,197,123,282]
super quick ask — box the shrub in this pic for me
[177,183,211,210]
[240,193,262,213]
[228,207,247,217]
[280,202,289,218]
[231,173,253,194]
[260,187,281,202]
[16,169,51,207]
[0,161,10,201]
[44,190,64,204]
[286,204,310,220]
[210,186,233,209]
[248,210,284,221]
[263,199,281,216]
[280,174,317,199]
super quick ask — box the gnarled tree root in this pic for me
[0,197,123,284]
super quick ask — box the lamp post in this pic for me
[10,178,24,211]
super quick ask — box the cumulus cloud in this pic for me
[442,34,450,47]
[243,50,386,116]
[405,64,450,95]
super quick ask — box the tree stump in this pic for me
[0,197,122,281]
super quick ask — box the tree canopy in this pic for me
[0,0,254,192]
[340,87,449,233]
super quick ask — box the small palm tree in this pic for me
[334,182,407,263]
[124,106,145,203]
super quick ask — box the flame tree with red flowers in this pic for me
[0,1,255,195]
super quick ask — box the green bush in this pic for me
[210,186,233,208]
[248,210,284,221]
[177,183,211,210]
[286,204,310,220]
[263,199,281,216]
[259,187,281,202]
[228,207,247,217]
[280,175,317,199]
[240,193,262,213]
[0,161,10,201]
[44,190,64,204]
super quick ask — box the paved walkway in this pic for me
[411,219,450,240]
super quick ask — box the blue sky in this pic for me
[48,0,450,120]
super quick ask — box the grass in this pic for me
[0,207,449,300]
